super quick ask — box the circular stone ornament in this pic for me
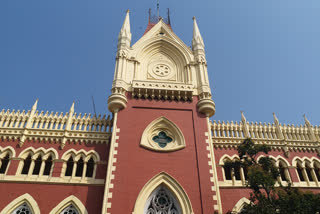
[152,64,171,77]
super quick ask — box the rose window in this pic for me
[153,64,171,77]
[152,132,173,148]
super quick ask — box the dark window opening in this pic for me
[306,166,314,181]
[243,166,248,180]
[75,158,84,177]
[223,165,232,180]
[86,157,95,178]
[21,155,32,175]
[32,155,42,175]
[234,165,241,180]
[43,156,53,176]
[0,154,10,174]
[297,165,305,181]
[315,166,320,181]
[279,163,287,181]
[65,157,74,176]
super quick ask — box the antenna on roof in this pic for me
[148,8,151,23]
[91,96,97,116]
[157,0,160,19]
[167,8,171,25]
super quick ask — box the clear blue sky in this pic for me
[1,0,319,125]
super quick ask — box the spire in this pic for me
[192,17,204,51]
[273,112,280,125]
[241,111,247,123]
[31,98,38,112]
[118,10,131,48]
[303,114,311,127]
[69,101,75,115]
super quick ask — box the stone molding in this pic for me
[0,106,113,148]
[140,116,186,152]
[211,117,320,153]
[0,193,40,214]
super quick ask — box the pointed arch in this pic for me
[49,195,88,214]
[132,172,194,214]
[140,116,186,152]
[0,193,40,214]
[232,197,251,213]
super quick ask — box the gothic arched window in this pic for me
[60,204,79,214]
[145,186,181,214]
[0,154,10,174]
[65,157,74,176]
[85,157,94,177]
[21,154,32,175]
[11,203,32,214]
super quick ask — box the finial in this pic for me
[31,98,39,111]
[241,111,246,123]
[303,114,311,126]
[273,112,280,125]
[69,101,75,113]
[126,9,130,13]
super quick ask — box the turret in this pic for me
[192,17,215,117]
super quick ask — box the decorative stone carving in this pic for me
[140,117,186,152]
[147,54,176,81]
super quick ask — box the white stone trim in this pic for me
[0,193,40,214]
[102,112,120,214]
[0,146,16,158]
[49,195,88,214]
[232,197,251,213]
[132,172,194,214]
[206,117,222,214]
[140,116,186,152]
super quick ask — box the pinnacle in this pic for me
[192,16,204,50]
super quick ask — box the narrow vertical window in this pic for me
[306,165,314,181]
[43,155,53,176]
[0,154,10,174]
[21,154,32,175]
[32,155,42,175]
[315,165,320,182]
[243,166,248,180]
[234,164,241,180]
[223,165,232,180]
[297,164,305,181]
[279,162,288,182]
[85,157,95,178]
[65,157,74,176]
[75,157,84,177]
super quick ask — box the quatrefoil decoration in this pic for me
[152,131,173,148]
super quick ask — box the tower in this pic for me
[104,10,220,214]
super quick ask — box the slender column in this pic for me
[39,160,46,176]
[82,162,88,180]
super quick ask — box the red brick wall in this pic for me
[108,95,216,214]
[0,139,109,212]
[0,183,104,213]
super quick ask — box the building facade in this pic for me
[1,10,320,214]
